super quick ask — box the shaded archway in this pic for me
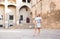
[19,5,33,24]
[8,5,16,14]
[7,5,16,27]
[0,4,5,27]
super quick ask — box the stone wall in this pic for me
[42,10,60,29]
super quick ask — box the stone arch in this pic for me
[7,5,16,27]
[0,4,5,14]
[19,5,31,11]
[0,4,5,27]
[19,5,33,23]
[8,5,16,7]
[8,5,16,14]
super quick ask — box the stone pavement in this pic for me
[0,29,60,39]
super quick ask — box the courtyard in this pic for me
[0,29,60,39]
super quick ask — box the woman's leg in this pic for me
[38,28,40,34]
[33,26,37,36]
[34,26,37,34]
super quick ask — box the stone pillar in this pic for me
[5,0,9,28]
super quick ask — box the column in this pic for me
[5,0,9,28]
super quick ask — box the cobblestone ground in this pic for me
[0,29,60,39]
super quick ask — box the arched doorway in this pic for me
[0,4,5,28]
[19,5,33,29]
[6,5,16,27]
[19,5,33,28]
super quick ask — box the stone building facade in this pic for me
[0,0,60,29]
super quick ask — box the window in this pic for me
[22,0,26,2]
[0,25,3,27]
[26,8,28,11]
[0,15,3,20]
[19,15,23,23]
[10,24,13,26]
[26,17,30,23]
[20,15,23,20]
[9,15,14,20]
[27,0,31,3]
